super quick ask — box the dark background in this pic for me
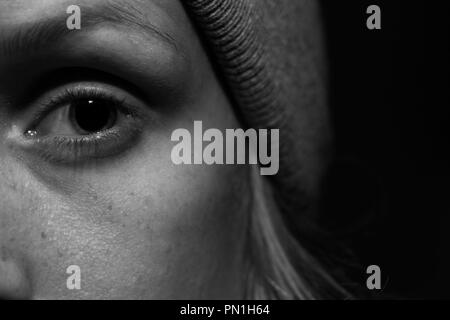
[320,1,449,298]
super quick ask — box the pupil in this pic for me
[70,99,116,133]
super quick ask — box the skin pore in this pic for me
[0,0,252,299]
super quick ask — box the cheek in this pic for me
[85,139,252,299]
[0,135,250,299]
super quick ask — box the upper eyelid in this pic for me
[43,87,126,108]
[0,21,192,111]
[15,67,150,111]
[26,84,144,132]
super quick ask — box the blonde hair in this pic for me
[244,167,351,299]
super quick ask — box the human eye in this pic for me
[18,79,149,165]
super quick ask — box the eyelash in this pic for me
[24,86,144,164]
[30,87,135,127]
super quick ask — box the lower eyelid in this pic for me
[12,114,144,165]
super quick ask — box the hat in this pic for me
[183,0,331,222]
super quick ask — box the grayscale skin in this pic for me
[0,0,251,299]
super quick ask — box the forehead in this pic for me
[0,0,185,30]
[0,0,194,62]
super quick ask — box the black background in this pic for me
[320,1,449,298]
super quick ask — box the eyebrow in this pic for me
[0,1,180,57]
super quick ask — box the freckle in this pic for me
[41,232,47,240]
[57,249,64,258]
[129,192,135,196]
[107,204,113,211]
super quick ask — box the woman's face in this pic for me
[0,0,250,299]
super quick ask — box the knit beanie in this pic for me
[183,0,330,222]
